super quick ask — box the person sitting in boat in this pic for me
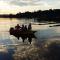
[9,27,14,35]
[24,25,27,31]
[28,23,32,31]
[15,24,21,30]
[21,24,25,31]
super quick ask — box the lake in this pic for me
[0,18,60,60]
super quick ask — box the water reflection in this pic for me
[35,27,60,46]
[0,18,36,60]
[0,19,59,41]
[0,48,15,60]
[0,18,60,60]
[0,18,60,45]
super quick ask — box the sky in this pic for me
[0,0,60,14]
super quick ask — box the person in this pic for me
[9,27,14,35]
[21,24,25,31]
[15,24,20,30]
[24,25,27,31]
[28,23,32,30]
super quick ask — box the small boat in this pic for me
[9,27,36,44]
[9,27,36,38]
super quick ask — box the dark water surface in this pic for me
[0,49,14,60]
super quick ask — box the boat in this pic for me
[9,26,36,44]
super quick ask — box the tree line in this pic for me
[0,9,60,22]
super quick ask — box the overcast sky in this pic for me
[0,0,60,14]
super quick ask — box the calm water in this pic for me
[0,18,60,60]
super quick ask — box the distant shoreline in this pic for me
[0,9,60,22]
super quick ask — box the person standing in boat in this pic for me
[28,23,32,31]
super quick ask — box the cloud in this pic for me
[0,0,21,14]
[1,0,45,6]
[0,0,60,14]
[9,0,32,6]
[1,0,60,8]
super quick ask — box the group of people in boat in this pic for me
[14,23,32,32]
[10,23,34,44]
